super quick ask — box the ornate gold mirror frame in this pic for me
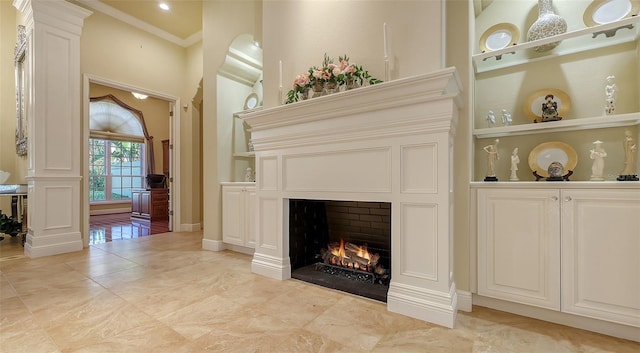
[15,25,27,156]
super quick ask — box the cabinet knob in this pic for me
[551,196,558,201]
[564,196,572,202]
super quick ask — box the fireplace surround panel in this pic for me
[241,68,462,328]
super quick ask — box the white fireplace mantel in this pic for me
[240,67,462,328]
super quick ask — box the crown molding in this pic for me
[75,0,201,48]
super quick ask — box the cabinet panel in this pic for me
[562,189,640,327]
[222,184,256,249]
[140,192,151,216]
[246,188,256,248]
[477,188,561,310]
[222,187,245,246]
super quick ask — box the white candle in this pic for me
[383,23,389,59]
[279,60,283,88]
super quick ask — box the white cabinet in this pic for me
[561,188,640,327]
[477,186,640,327]
[221,183,256,249]
[477,188,561,310]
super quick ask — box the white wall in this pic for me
[80,10,203,228]
[261,1,444,107]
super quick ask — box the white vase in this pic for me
[527,0,567,52]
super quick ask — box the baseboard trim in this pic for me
[251,252,291,280]
[457,290,473,312]
[25,232,83,258]
[201,238,225,251]
[90,208,131,216]
[180,223,201,232]
[387,281,457,328]
[473,294,640,342]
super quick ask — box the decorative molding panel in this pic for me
[397,203,438,281]
[283,148,391,193]
[43,186,73,230]
[259,156,278,191]
[258,197,279,251]
[401,143,438,194]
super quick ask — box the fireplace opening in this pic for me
[289,199,391,302]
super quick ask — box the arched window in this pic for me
[89,95,155,202]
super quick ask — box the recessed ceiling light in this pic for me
[132,92,148,100]
[159,3,170,11]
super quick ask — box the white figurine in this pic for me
[483,138,499,180]
[509,147,520,181]
[589,140,607,181]
[245,167,254,182]
[501,109,512,126]
[620,130,637,177]
[487,111,496,128]
[604,75,617,116]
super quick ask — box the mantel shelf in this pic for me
[473,16,640,73]
[474,112,640,139]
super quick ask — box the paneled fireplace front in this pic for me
[241,69,461,327]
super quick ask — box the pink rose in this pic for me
[340,60,349,70]
[345,65,356,74]
[332,67,342,76]
[293,74,310,88]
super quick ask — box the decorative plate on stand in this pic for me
[583,0,640,26]
[528,141,578,178]
[524,88,571,122]
[479,23,520,53]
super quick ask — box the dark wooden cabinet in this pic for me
[131,189,168,221]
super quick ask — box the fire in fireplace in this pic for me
[289,199,391,302]
[320,239,388,280]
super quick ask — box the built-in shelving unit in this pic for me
[470,3,640,341]
[474,112,640,138]
[473,16,640,73]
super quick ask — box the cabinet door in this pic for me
[562,189,640,327]
[477,188,561,310]
[140,191,151,217]
[222,186,245,246]
[245,187,257,248]
[131,191,141,215]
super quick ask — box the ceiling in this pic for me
[74,0,203,47]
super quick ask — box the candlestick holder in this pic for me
[384,59,390,82]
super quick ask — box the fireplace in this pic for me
[289,199,391,301]
[240,69,461,328]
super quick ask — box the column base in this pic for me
[24,231,82,258]
[387,280,458,328]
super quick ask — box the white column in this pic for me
[13,0,91,258]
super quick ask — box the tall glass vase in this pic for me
[527,0,567,52]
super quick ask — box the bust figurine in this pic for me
[541,94,560,122]
[487,110,496,128]
[501,109,512,126]
[245,167,254,182]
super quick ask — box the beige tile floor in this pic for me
[1,231,639,353]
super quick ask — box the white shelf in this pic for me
[233,152,255,158]
[473,16,640,73]
[474,112,640,139]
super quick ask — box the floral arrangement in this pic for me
[285,54,383,104]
